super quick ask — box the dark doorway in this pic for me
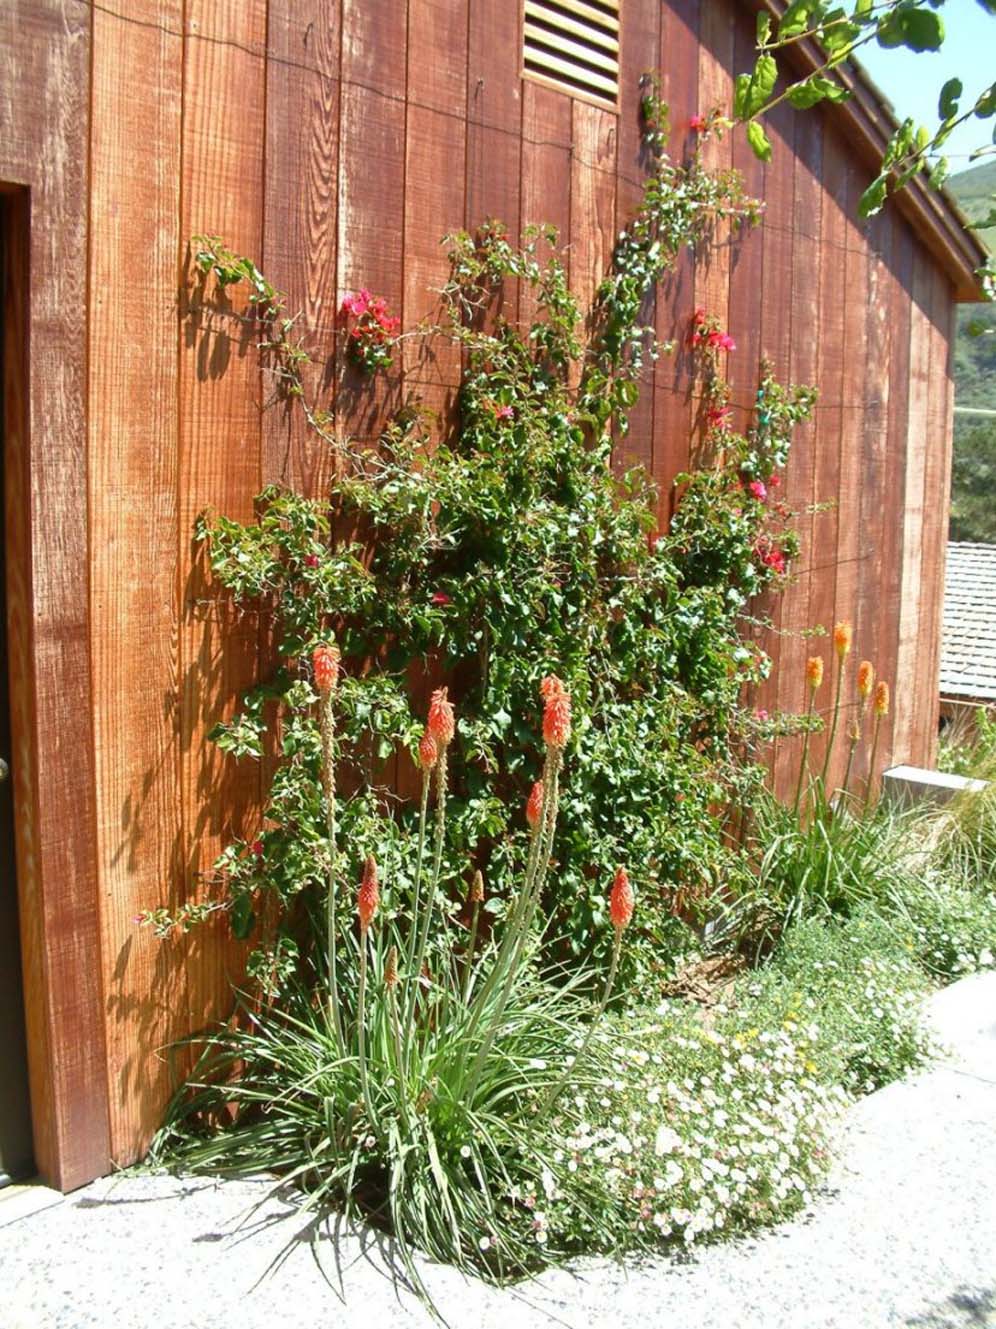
[0,191,34,1186]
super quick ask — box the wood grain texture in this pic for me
[893,251,932,764]
[653,0,700,524]
[0,1,111,1190]
[520,81,572,328]
[179,0,267,1046]
[570,100,618,333]
[337,0,407,445]
[262,0,341,497]
[404,0,468,435]
[88,0,184,1167]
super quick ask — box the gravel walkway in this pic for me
[2,972,994,1329]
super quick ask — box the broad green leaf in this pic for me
[859,174,889,217]
[231,894,256,941]
[787,74,851,108]
[733,72,752,121]
[854,0,873,17]
[779,0,815,39]
[756,11,772,44]
[747,120,773,162]
[938,77,962,120]
[899,7,944,51]
[875,10,906,46]
[746,54,779,117]
[928,157,949,189]
[975,81,996,117]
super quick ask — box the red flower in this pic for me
[313,643,341,694]
[769,473,781,488]
[431,591,452,606]
[706,405,732,430]
[540,674,566,701]
[754,708,769,722]
[357,854,379,933]
[717,332,736,352]
[748,479,767,502]
[526,780,545,828]
[251,839,264,857]
[609,867,634,931]
[427,687,455,748]
[689,114,707,132]
[542,686,572,750]
[418,730,438,771]
[304,553,320,569]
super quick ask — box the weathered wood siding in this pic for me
[1,0,964,1184]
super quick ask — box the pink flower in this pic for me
[706,405,732,430]
[689,115,707,132]
[304,553,319,569]
[340,289,371,318]
[754,708,769,722]
[769,473,781,488]
[717,332,736,352]
[495,404,514,421]
[431,591,452,606]
[748,480,767,501]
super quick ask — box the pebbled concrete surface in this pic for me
[2,973,995,1329]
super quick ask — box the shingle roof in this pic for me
[941,543,996,701]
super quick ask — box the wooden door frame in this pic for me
[2,2,112,1190]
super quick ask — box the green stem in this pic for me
[820,656,846,791]
[865,713,883,813]
[409,749,448,1031]
[401,770,432,1046]
[388,984,409,1128]
[793,695,815,817]
[543,928,621,1116]
[357,930,376,1134]
[319,692,344,1054]
[462,899,481,1004]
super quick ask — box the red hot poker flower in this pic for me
[873,680,890,717]
[313,644,341,694]
[540,675,566,700]
[833,621,854,661]
[857,660,875,700]
[418,730,439,771]
[526,780,544,828]
[542,685,572,750]
[427,687,455,748]
[609,867,634,932]
[358,854,379,933]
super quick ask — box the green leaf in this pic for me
[938,77,962,120]
[899,7,945,51]
[756,11,772,44]
[975,81,996,118]
[746,120,773,162]
[859,173,888,217]
[779,0,817,39]
[733,73,752,121]
[854,0,873,17]
[231,894,256,941]
[786,75,851,109]
[928,156,949,189]
[746,54,778,118]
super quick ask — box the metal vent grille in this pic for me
[523,0,620,110]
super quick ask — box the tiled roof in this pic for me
[941,542,996,701]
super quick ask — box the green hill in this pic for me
[946,161,996,541]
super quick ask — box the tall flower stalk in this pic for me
[794,656,824,816]
[821,622,852,787]
[843,660,875,801]
[865,680,890,810]
[356,854,380,1125]
[314,643,343,1051]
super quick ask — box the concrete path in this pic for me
[2,972,994,1329]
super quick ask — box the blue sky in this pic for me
[855,0,994,174]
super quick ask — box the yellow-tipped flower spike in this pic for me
[469,869,484,903]
[873,680,890,718]
[857,660,875,701]
[833,621,853,661]
[805,656,824,691]
[384,944,398,989]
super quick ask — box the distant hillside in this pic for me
[946,161,996,542]
[947,161,995,414]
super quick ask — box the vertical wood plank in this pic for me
[807,122,847,787]
[262,0,341,496]
[0,0,111,1190]
[653,0,701,525]
[404,0,468,435]
[520,82,572,328]
[693,0,734,344]
[89,0,184,1166]
[337,0,408,445]
[570,100,618,330]
[894,250,932,763]
[179,0,268,1040]
[612,0,660,478]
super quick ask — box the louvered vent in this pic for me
[523,0,620,110]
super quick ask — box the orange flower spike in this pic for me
[833,621,853,661]
[469,869,485,903]
[426,687,455,748]
[313,643,341,694]
[357,854,380,933]
[540,675,566,700]
[526,780,545,828]
[542,678,572,749]
[805,656,824,691]
[609,867,634,932]
[873,680,890,718]
[857,660,875,701]
[418,730,439,771]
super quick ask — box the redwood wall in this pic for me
[1,0,958,1184]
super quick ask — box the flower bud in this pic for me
[418,730,439,771]
[313,643,340,694]
[542,681,571,750]
[609,867,634,932]
[526,780,544,828]
[427,687,455,748]
[385,944,398,989]
[469,870,485,904]
[805,656,824,691]
[833,621,853,661]
[857,660,875,701]
[873,680,889,718]
[357,854,379,933]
